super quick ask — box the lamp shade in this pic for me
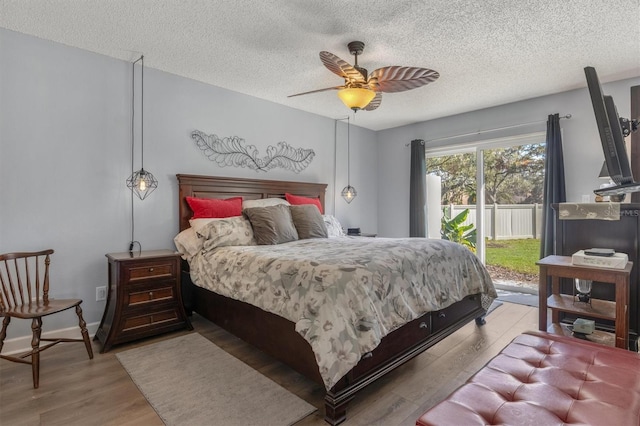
[126,168,158,200]
[341,185,357,203]
[337,87,376,112]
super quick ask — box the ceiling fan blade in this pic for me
[288,86,344,98]
[320,51,366,82]
[369,66,439,93]
[364,92,382,111]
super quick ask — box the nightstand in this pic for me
[95,250,192,353]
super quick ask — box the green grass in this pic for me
[485,238,540,275]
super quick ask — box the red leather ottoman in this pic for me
[417,331,640,425]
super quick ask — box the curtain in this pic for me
[410,139,426,237]
[540,113,566,258]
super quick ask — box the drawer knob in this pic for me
[419,321,428,329]
[438,312,446,319]
[149,267,154,272]
[149,292,154,298]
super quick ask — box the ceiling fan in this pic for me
[289,41,440,112]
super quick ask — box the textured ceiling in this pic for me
[1,0,639,131]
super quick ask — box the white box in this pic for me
[571,250,628,269]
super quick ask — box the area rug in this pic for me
[116,333,316,426]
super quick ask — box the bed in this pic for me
[176,174,496,425]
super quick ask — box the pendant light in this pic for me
[341,117,357,203]
[126,55,158,200]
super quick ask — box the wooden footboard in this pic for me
[189,279,485,425]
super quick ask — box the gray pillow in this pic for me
[290,205,328,239]
[243,204,299,245]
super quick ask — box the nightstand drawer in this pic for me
[127,285,175,306]
[122,309,180,332]
[127,262,175,282]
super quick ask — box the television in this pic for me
[585,66,639,196]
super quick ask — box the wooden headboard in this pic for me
[177,174,327,231]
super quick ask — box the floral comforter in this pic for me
[189,237,496,389]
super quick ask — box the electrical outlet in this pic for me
[582,194,591,203]
[96,286,107,301]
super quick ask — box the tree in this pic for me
[427,153,476,204]
[427,143,545,204]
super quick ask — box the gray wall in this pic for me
[377,76,640,237]
[0,28,378,339]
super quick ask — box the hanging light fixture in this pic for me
[126,55,158,200]
[341,117,357,203]
[337,86,376,112]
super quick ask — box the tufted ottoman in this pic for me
[416,331,640,425]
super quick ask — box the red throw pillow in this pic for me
[285,193,323,214]
[186,196,242,219]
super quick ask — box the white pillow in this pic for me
[242,198,290,209]
[174,227,204,261]
[323,215,345,238]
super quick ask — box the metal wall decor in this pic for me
[191,130,315,173]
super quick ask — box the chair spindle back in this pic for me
[0,249,53,311]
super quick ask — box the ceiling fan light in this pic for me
[337,88,376,112]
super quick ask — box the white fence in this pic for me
[442,204,543,240]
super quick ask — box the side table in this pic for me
[537,255,632,349]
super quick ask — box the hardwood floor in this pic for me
[0,302,537,425]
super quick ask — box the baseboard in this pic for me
[1,322,99,355]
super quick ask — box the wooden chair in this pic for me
[0,249,93,388]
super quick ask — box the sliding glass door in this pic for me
[426,132,545,271]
